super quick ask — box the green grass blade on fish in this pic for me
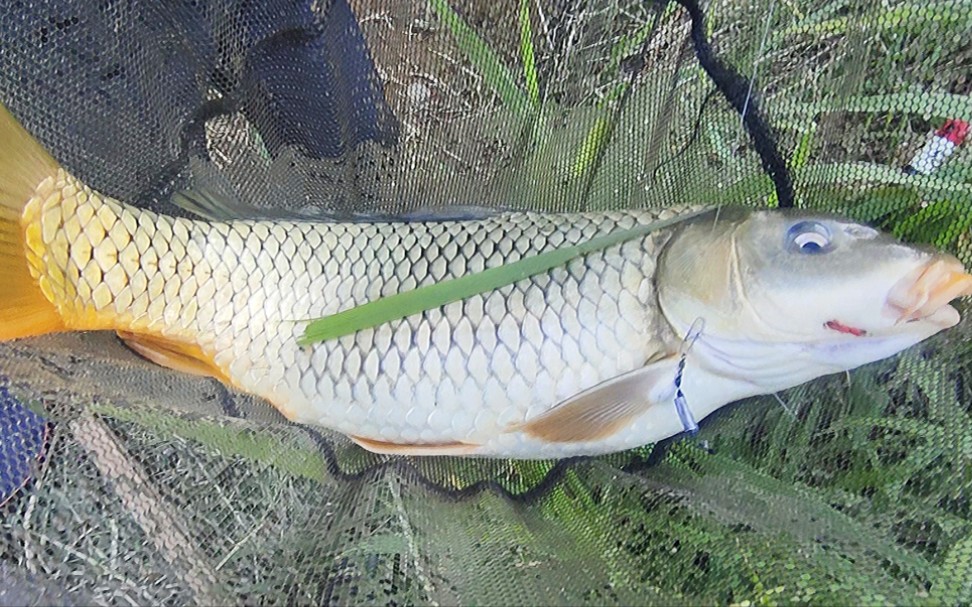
[299,208,709,345]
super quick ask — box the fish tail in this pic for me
[0,103,68,340]
[0,102,233,384]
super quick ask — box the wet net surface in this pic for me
[2,0,972,604]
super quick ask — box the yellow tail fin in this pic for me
[0,103,67,340]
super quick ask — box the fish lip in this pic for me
[925,303,962,329]
[885,256,972,325]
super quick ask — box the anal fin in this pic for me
[510,356,679,443]
[350,435,479,456]
[117,330,232,385]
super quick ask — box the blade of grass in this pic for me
[892,199,969,247]
[930,529,972,604]
[794,162,972,200]
[576,2,669,201]
[608,20,657,71]
[429,0,532,119]
[789,123,816,170]
[779,92,972,121]
[837,186,920,222]
[84,401,332,482]
[775,1,969,39]
[571,115,612,180]
[299,208,709,345]
[518,0,540,109]
[764,123,817,207]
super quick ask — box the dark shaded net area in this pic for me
[1,0,972,604]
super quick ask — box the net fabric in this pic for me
[1,0,972,604]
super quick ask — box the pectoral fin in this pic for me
[512,356,679,443]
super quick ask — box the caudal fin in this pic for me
[0,103,67,340]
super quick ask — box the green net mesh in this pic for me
[1,0,972,604]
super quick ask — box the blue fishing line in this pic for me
[673,318,706,435]
[673,365,698,435]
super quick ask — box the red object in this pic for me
[903,118,969,175]
[936,119,970,146]
[825,320,867,337]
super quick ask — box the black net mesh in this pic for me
[2,0,972,604]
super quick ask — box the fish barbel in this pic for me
[1,104,971,458]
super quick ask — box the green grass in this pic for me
[428,0,535,120]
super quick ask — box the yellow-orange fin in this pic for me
[117,330,233,385]
[0,103,65,340]
[349,435,479,456]
[510,357,678,443]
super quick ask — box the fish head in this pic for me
[657,208,972,376]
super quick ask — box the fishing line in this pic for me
[673,317,705,434]
[737,0,776,148]
[664,0,795,208]
[770,391,797,420]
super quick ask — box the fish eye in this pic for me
[785,221,833,254]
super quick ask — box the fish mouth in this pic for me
[885,255,972,326]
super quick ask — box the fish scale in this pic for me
[20,169,700,456]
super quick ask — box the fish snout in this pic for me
[885,255,972,324]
